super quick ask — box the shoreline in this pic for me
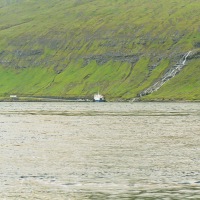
[0,96,200,103]
[0,96,92,102]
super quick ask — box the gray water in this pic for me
[0,102,200,200]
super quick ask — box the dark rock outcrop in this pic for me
[83,53,140,66]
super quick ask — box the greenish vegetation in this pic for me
[143,59,200,101]
[0,0,199,100]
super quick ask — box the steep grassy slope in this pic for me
[0,0,199,100]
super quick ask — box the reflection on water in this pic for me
[0,102,200,199]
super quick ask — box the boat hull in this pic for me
[93,99,106,102]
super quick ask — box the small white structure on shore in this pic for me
[10,95,17,98]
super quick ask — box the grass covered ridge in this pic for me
[0,0,199,100]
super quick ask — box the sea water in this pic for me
[0,102,200,199]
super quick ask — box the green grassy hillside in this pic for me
[0,0,199,100]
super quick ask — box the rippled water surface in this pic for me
[0,102,200,199]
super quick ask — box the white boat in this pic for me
[93,92,106,102]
